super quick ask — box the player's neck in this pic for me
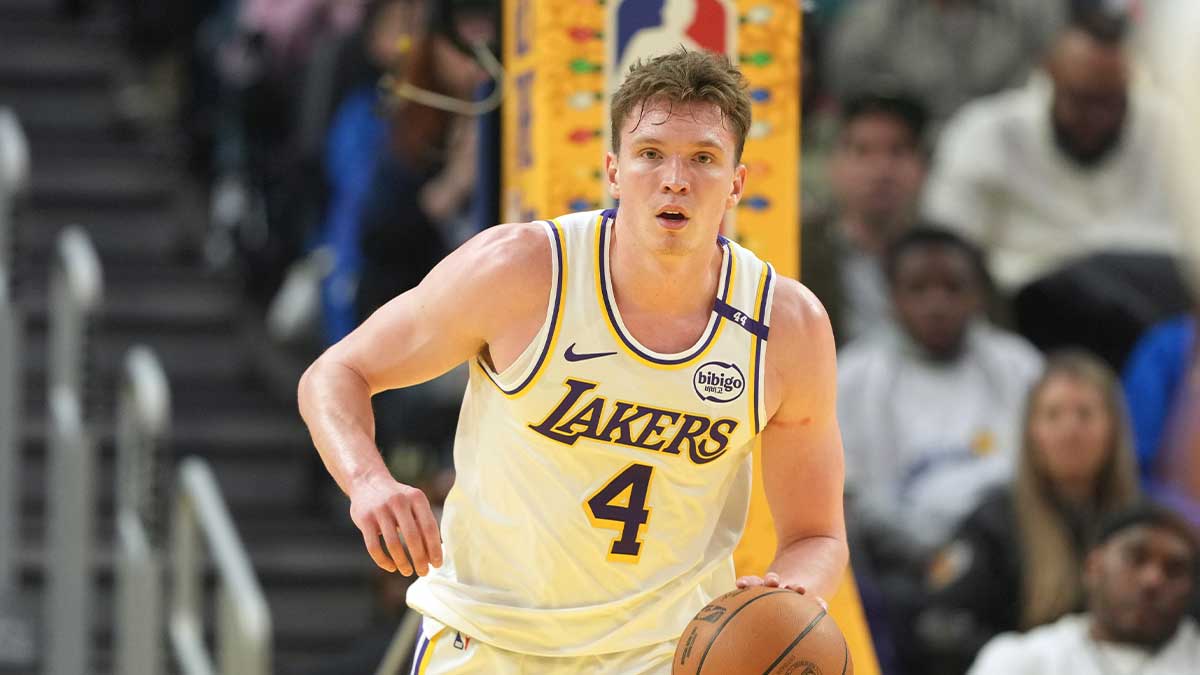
[608,226,723,317]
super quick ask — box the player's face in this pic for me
[1028,374,1113,491]
[890,245,980,359]
[606,99,746,256]
[1087,525,1196,647]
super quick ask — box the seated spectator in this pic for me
[839,228,1043,568]
[316,0,426,344]
[839,228,1043,674]
[919,350,1140,674]
[1122,313,1196,485]
[968,503,1200,674]
[824,0,1065,130]
[802,92,928,344]
[353,0,495,323]
[923,8,1190,367]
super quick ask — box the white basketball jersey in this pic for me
[407,209,777,656]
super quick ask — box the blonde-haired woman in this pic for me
[917,350,1140,674]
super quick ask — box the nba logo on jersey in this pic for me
[606,0,738,90]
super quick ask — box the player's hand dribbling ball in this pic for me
[673,586,852,675]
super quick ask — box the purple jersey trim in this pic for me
[713,297,770,340]
[598,211,732,365]
[410,635,430,675]
[752,264,774,434]
[479,220,565,394]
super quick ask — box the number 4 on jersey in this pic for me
[585,463,654,562]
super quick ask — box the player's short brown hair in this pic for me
[610,49,752,163]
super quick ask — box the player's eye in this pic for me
[640,149,661,160]
[695,154,714,164]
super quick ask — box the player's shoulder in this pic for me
[763,276,835,374]
[463,221,554,268]
[451,222,555,310]
[767,277,833,348]
[464,210,597,263]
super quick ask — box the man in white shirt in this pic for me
[969,503,1200,675]
[839,228,1043,564]
[839,226,1043,674]
[923,10,1190,367]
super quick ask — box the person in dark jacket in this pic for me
[917,350,1140,674]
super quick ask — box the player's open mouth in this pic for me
[655,206,690,229]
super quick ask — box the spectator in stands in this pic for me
[918,350,1140,674]
[840,228,1043,568]
[353,0,495,322]
[968,503,1200,674]
[824,0,1065,130]
[316,0,426,343]
[802,92,928,344]
[923,7,1190,368]
[839,227,1042,674]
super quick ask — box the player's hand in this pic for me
[348,471,443,576]
[736,572,828,611]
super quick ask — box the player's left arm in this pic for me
[736,277,849,603]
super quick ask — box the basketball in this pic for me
[673,586,852,675]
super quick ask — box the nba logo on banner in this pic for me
[607,0,738,90]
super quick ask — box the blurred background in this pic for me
[0,0,1198,674]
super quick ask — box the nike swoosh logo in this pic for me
[564,343,618,362]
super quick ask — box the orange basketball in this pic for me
[673,586,853,675]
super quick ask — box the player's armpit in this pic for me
[324,221,554,394]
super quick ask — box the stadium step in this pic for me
[1,3,390,672]
[0,33,116,87]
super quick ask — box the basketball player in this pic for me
[298,49,849,673]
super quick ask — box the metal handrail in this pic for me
[43,387,94,675]
[0,273,20,592]
[0,189,11,279]
[170,458,272,675]
[116,346,170,540]
[0,107,30,276]
[114,347,170,675]
[49,226,102,403]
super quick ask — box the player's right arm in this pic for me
[297,222,552,576]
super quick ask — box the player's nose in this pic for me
[660,156,690,194]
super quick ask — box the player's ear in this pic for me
[725,162,747,210]
[605,151,620,199]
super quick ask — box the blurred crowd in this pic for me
[73,0,500,475]
[74,0,1200,673]
[804,0,1200,673]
